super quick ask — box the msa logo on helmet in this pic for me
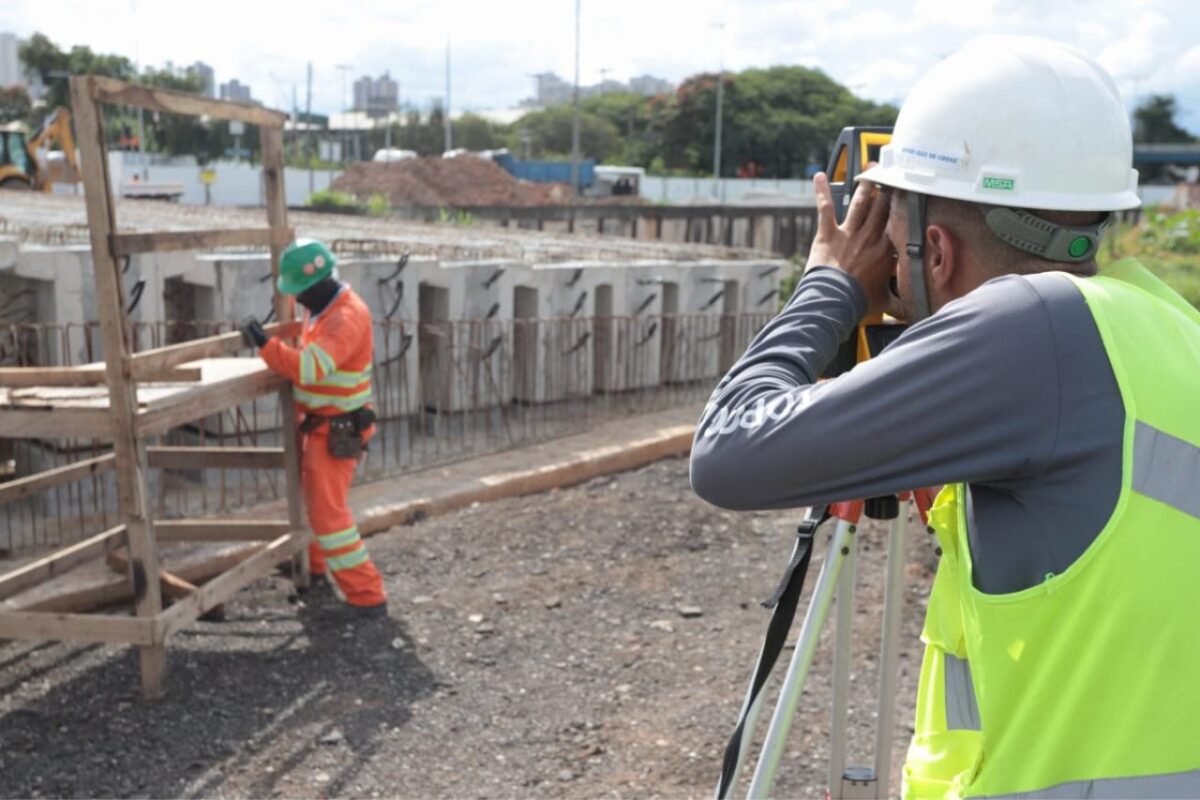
[982,176,1016,191]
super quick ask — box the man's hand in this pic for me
[806,172,896,316]
[239,317,269,349]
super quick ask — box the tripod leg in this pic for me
[872,510,909,798]
[747,518,856,800]
[828,519,858,794]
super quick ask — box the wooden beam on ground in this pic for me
[0,455,115,507]
[89,75,287,128]
[111,227,292,257]
[0,364,202,388]
[156,531,307,642]
[105,549,215,609]
[0,610,155,646]
[15,545,263,614]
[154,519,291,543]
[130,321,299,379]
[0,525,126,602]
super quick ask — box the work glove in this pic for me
[239,317,269,349]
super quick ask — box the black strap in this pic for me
[716,506,827,798]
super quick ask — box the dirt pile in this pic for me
[332,157,572,207]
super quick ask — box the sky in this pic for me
[2,0,1198,131]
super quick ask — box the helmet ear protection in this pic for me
[982,206,1111,263]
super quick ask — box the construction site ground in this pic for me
[0,409,932,799]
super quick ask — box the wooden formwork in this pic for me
[0,75,308,698]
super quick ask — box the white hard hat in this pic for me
[860,35,1140,211]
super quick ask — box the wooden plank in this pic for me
[146,446,285,470]
[90,75,286,128]
[135,367,286,437]
[0,610,156,646]
[105,549,202,603]
[130,321,299,379]
[107,552,195,599]
[111,228,291,257]
[0,406,104,438]
[260,123,310,588]
[0,455,115,507]
[0,364,201,388]
[0,525,126,602]
[71,74,167,697]
[156,531,307,642]
[154,519,291,542]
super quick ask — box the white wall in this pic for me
[640,176,815,204]
[110,153,341,207]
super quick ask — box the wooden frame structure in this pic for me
[0,75,308,697]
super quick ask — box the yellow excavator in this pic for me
[0,106,80,192]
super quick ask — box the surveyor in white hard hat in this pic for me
[692,35,1200,798]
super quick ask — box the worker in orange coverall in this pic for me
[240,238,388,618]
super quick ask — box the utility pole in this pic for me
[306,61,314,193]
[570,0,582,198]
[713,21,725,202]
[131,0,147,179]
[336,64,353,164]
[444,36,453,153]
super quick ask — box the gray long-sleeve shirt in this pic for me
[689,267,1124,594]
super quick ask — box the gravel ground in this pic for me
[0,457,935,799]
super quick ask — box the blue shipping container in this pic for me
[494,154,595,188]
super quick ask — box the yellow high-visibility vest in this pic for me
[904,259,1200,798]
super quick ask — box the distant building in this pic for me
[353,72,399,118]
[0,33,23,88]
[523,71,675,108]
[188,61,215,98]
[219,79,253,104]
[629,74,673,96]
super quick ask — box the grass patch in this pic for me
[1101,209,1200,308]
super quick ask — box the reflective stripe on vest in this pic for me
[1133,421,1200,520]
[944,654,980,731]
[977,768,1200,799]
[293,385,373,412]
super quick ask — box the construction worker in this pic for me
[691,35,1200,798]
[241,238,388,618]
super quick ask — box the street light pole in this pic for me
[336,64,352,164]
[445,36,453,153]
[713,22,725,202]
[570,0,582,198]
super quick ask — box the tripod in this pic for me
[716,489,935,799]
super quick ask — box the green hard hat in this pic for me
[278,238,336,295]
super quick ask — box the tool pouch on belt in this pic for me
[305,408,378,459]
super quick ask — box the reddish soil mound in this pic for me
[332,157,572,207]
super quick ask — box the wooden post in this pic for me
[260,124,309,590]
[70,75,167,698]
[655,215,663,240]
[630,216,638,240]
[747,212,757,249]
[723,214,734,247]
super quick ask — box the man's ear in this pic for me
[924,224,958,291]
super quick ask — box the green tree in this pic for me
[19,33,134,110]
[1134,94,1196,143]
[0,86,32,124]
[660,66,898,178]
[580,91,663,166]
[504,106,621,161]
[454,113,500,151]
[139,65,224,160]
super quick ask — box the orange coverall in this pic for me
[260,285,386,608]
